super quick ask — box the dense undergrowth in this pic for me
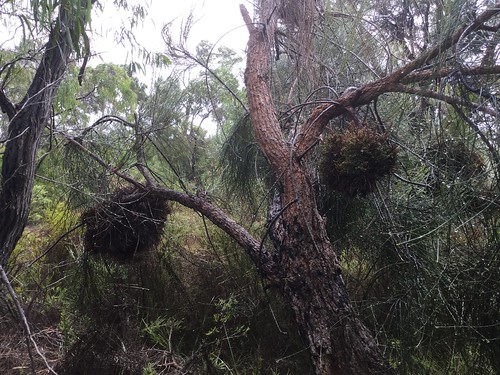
[0,203,312,374]
[2,178,499,375]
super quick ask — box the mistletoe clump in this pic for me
[428,139,484,181]
[82,186,170,259]
[320,124,397,197]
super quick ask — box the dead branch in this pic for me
[0,264,57,374]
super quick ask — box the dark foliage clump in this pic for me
[427,139,484,183]
[319,124,398,197]
[82,186,170,259]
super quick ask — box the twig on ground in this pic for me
[0,264,57,374]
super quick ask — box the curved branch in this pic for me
[82,114,135,136]
[294,5,500,154]
[391,84,498,116]
[151,186,279,284]
[59,117,279,284]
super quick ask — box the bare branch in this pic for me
[132,114,156,187]
[61,133,145,189]
[452,103,500,179]
[151,186,279,284]
[162,14,247,114]
[391,84,498,116]
[0,264,57,374]
[60,118,279,283]
[391,3,500,81]
[401,65,500,84]
[294,5,500,154]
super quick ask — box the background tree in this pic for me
[0,0,96,266]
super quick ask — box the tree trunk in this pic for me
[148,5,500,373]
[240,5,394,374]
[0,4,87,266]
[277,165,394,374]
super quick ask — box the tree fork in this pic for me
[240,4,395,374]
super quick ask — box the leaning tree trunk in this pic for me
[240,5,395,374]
[279,162,394,374]
[0,4,89,266]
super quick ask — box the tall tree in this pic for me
[238,2,395,372]
[3,0,500,373]
[231,0,500,373]
[0,0,95,266]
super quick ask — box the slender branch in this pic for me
[82,114,135,136]
[391,3,500,81]
[179,51,247,113]
[393,173,431,189]
[294,5,500,154]
[151,186,279,284]
[144,133,190,193]
[452,104,500,180]
[392,84,498,116]
[61,123,279,283]
[61,133,145,188]
[401,65,500,84]
[132,114,156,187]
[27,223,85,267]
[0,264,57,374]
[162,18,247,113]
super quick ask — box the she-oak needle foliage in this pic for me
[0,0,500,374]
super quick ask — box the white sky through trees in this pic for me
[92,0,249,65]
[0,1,249,134]
[90,0,250,135]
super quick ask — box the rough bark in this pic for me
[240,4,395,374]
[150,186,280,284]
[0,5,87,266]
